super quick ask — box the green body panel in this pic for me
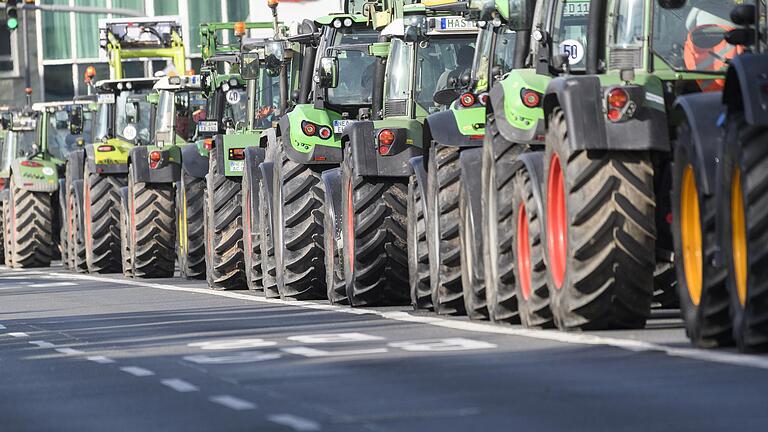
[222,132,261,176]
[500,68,549,134]
[452,105,486,136]
[286,104,343,153]
[374,117,423,148]
[91,138,132,166]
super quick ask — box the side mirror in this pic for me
[731,4,756,26]
[433,88,460,106]
[317,57,338,89]
[657,0,686,9]
[506,0,535,31]
[241,51,260,80]
[725,28,755,47]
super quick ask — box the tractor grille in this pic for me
[609,48,642,70]
[384,100,407,117]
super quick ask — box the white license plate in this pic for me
[439,18,472,30]
[333,120,353,134]
[229,161,244,172]
[97,93,115,104]
[198,121,218,133]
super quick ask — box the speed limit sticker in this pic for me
[226,89,241,105]
[559,39,585,65]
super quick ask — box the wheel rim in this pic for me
[731,167,747,308]
[546,153,567,289]
[680,165,703,306]
[517,202,532,300]
[346,177,354,273]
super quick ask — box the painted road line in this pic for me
[268,414,321,431]
[27,282,78,288]
[55,347,85,355]
[119,366,155,377]
[86,356,115,364]
[0,324,5,329]
[160,379,199,393]
[6,332,29,338]
[50,272,768,371]
[29,341,57,348]
[209,395,257,411]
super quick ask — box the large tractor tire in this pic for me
[544,108,654,330]
[407,174,432,310]
[2,196,11,266]
[321,173,348,305]
[653,260,679,309]
[70,184,88,273]
[480,116,522,324]
[427,145,465,315]
[176,173,206,279]
[342,147,409,306]
[205,145,245,290]
[6,177,54,268]
[511,166,553,328]
[273,146,326,300]
[58,188,68,268]
[719,115,768,352]
[83,164,125,273]
[458,177,489,320]
[119,189,133,278]
[258,175,279,298]
[127,166,175,278]
[672,135,731,347]
[242,162,263,291]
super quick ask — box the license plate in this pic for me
[229,161,244,172]
[333,120,353,134]
[439,17,472,30]
[198,120,218,133]
[98,93,115,104]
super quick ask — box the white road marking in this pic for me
[188,339,277,350]
[208,395,256,410]
[286,333,384,344]
[0,276,37,280]
[29,340,56,348]
[55,347,84,355]
[160,379,199,393]
[27,282,77,288]
[86,356,115,364]
[389,338,498,352]
[7,332,29,338]
[268,414,321,431]
[183,352,283,364]
[50,272,768,370]
[120,366,155,377]
[281,347,389,358]
[0,324,5,329]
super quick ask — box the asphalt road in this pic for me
[1,265,767,432]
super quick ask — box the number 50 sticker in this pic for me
[559,39,584,65]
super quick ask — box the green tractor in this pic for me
[671,0,767,351]
[323,4,479,306]
[1,104,84,268]
[259,0,401,300]
[66,17,186,275]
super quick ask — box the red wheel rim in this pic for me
[516,202,532,300]
[546,153,567,289]
[346,178,354,273]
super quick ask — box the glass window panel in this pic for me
[227,0,249,21]
[42,0,71,59]
[155,1,178,15]
[77,63,109,91]
[122,61,147,78]
[188,1,222,54]
[113,0,144,12]
[44,65,75,101]
[0,60,13,72]
[75,0,107,59]
[0,28,12,56]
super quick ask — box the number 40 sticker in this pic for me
[559,39,585,65]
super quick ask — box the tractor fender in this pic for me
[67,148,86,182]
[544,76,670,152]
[424,110,478,149]
[244,147,266,188]
[259,161,275,228]
[458,147,484,271]
[278,115,342,165]
[57,178,67,218]
[343,120,419,178]
[71,179,84,219]
[320,167,343,250]
[181,142,209,179]
[408,156,428,207]
[514,151,546,265]
[10,161,58,193]
[672,92,723,195]
[723,54,768,127]
[118,185,129,216]
[261,127,280,150]
[489,84,545,145]
[84,144,128,174]
[129,146,181,184]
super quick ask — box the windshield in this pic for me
[115,90,152,144]
[386,38,412,102]
[155,90,175,136]
[325,28,379,106]
[47,110,80,160]
[220,87,248,127]
[552,0,590,70]
[474,26,517,91]
[417,35,476,111]
[253,68,283,130]
[8,130,37,159]
[653,0,742,74]
[93,103,110,141]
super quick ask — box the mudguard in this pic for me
[279,113,342,165]
[673,92,724,195]
[71,179,84,219]
[489,85,545,145]
[118,186,129,216]
[67,149,86,182]
[343,121,420,178]
[513,151,546,266]
[129,146,181,184]
[181,142,209,179]
[544,75,669,152]
[458,147,484,272]
[408,156,428,209]
[321,168,343,251]
[723,54,768,127]
[11,159,59,193]
[84,141,129,174]
[57,178,67,221]
[424,110,483,150]
[260,127,279,151]
[244,147,266,193]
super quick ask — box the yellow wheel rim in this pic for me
[731,167,747,308]
[681,165,703,305]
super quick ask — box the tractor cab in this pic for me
[151,74,207,148]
